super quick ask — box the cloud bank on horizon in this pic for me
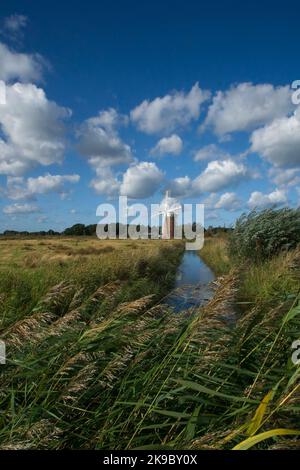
[0,10,299,231]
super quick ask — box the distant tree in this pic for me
[64,223,86,236]
[47,229,60,236]
[85,224,97,236]
[3,230,18,236]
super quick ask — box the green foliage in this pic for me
[64,223,87,236]
[1,236,300,450]
[229,208,300,261]
[199,237,230,275]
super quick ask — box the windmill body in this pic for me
[158,191,181,240]
[162,212,175,239]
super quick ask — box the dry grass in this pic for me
[0,237,147,269]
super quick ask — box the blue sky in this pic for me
[0,0,299,231]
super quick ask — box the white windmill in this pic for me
[156,190,181,239]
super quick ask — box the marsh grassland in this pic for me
[0,210,300,450]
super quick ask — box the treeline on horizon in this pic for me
[0,223,232,238]
[2,207,299,239]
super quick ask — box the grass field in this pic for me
[0,238,183,329]
[0,236,299,450]
[0,237,173,268]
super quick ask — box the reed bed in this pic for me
[0,237,299,450]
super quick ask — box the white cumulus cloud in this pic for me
[27,174,80,194]
[131,83,210,134]
[194,144,231,162]
[6,173,80,200]
[204,83,293,136]
[90,167,120,197]
[168,176,191,198]
[6,176,35,200]
[248,189,288,209]
[150,134,183,157]
[250,109,300,168]
[3,202,40,214]
[120,161,164,198]
[214,192,242,211]
[192,159,248,193]
[268,167,300,187]
[0,83,70,175]
[0,42,44,82]
[77,108,132,169]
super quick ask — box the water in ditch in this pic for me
[165,250,215,312]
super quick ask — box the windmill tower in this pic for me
[158,190,181,240]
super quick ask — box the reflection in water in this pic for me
[165,251,215,312]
